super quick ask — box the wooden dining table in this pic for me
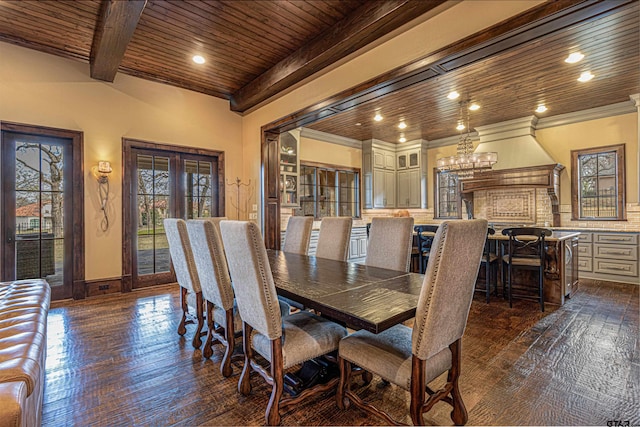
[266,249,425,333]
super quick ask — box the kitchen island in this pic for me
[490,230,580,306]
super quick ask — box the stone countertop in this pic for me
[490,230,581,241]
[549,227,640,233]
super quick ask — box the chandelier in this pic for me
[436,99,497,179]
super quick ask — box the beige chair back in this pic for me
[186,217,234,311]
[365,217,414,272]
[282,216,313,255]
[315,217,353,261]
[412,219,487,360]
[164,218,201,293]
[220,220,283,340]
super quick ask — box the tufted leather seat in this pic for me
[0,279,50,427]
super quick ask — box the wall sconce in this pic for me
[91,161,112,231]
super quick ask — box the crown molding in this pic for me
[426,132,479,148]
[536,100,636,129]
[300,127,362,149]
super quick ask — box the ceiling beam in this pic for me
[230,0,448,113]
[90,0,147,82]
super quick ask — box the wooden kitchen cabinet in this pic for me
[396,169,421,208]
[572,231,639,284]
[373,169,395,208]
[363,140,427,209]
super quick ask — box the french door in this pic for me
[122,139,223,290]
[1,123,83,300]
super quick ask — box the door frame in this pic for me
[121,138,225,292]
[0,121,84,300]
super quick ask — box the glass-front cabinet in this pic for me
[299,164,360,219]
[280,130,300,207]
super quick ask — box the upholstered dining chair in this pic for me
[315,216,353,261]
[186,217,238,376]
[282,216,314,255]
[501,227,552,312]
[336,219,488,426]
[365,217,414,272]
[220,220,347,426]
[163,218,205,349]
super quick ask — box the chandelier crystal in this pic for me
[436,98,497,179]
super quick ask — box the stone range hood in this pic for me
[460,116,564,226]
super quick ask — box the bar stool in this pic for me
[414,224,439,274]
[476,227,499,303]
[501,227,552,312]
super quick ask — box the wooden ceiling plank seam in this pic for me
[248,1,325,42]
[230,0,448,112]
[26,2,101,23]
[136,5,284,69]
[437,0,634,72]
[120,51,250,93]
[280,0,348,28]
[121,32,263,84]
[132,13,276,72]
[0,8,96,42]
[143,2,292,66]
[317,0,370,21]
[208,1,304,53]
[123,29,264,76]
[0,1,100,24]
[90,0,147,82]
[0,33,91,64]
[0,22,92,56]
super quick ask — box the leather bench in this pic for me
[0,280,50,427]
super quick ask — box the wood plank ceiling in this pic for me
[0,0,446,112]
[306,0,640,142]
[0,1,638,144]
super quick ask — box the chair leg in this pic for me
[203,301,215,359]
[266,339,284,426]
[178,286,188,336]
[507,262,513,308]
[238,322,253,396]
[539,265,545,312]
[449,340,468,426]
[485,262,490,304]
[220,308,235,377]
[192,291,204,348]
[410,356,426,426]
[336,356,352,410]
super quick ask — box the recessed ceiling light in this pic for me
[468,103,480,111]
[398,121,407,129]
[456,123,465,131]
[535,104,548,113]
[447,91,460,100]
[373,113,383,122]
[192,55,206,64]
[565,52,584,64]
[399,136,406,143]
[577,71,594,82]
[355,122,361,126]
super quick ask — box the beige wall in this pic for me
[536,113,638,205]
[300,137,361,168]
[0,42,243,281]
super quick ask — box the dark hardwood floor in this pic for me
[44,279,639,426]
